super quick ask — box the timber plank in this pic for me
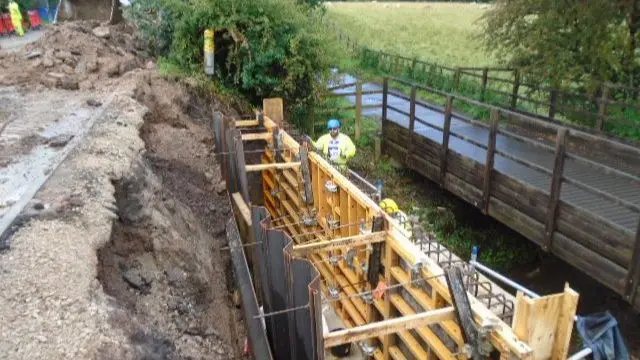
[446,151,484,188]
[557,202,634,267]
[551,231,627,294]
[488,197,546,246]
[491,170,549,223]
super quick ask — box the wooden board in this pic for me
[246,104,585,359]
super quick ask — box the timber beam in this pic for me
[246,162,301,172]
[236,119,260,127]
[292,231,387,257]
[242,132,272,141]
[323,307,456,348]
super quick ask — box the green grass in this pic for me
[325,2,497,67]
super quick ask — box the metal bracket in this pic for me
[329,286,340,299]
[361,292,374,304]
[359,342,377,356]
[410,261,423,287]
[325,180,338,193]
[302,214,318,227]
[345,248,357,268]
[327,216,340,230]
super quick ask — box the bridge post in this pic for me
[379,77,388,161]
[405,86,417,164]
[548,89,559,120]
[624,218,640,304]
[481,110,500,214]
[544,128,568,251]
[454,68,461,91]
[596,83,610,132]
[511,69,520,109]
[480,67,489,102]
[439,96,454,186]
[355,81,362,140]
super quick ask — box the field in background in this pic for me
[325,1,498,67]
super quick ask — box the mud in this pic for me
[1,20,247,360]
[95,74,246,360]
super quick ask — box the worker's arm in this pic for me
[313,134,330,153]
[340,134,357,159]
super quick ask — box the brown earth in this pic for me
[0,21,248,360]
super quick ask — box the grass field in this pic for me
[325,2,497,67]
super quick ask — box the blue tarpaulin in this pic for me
[575,311,629,360]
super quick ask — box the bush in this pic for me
[127,0,338,127]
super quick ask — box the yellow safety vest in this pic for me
[9,2,21,21]
[312,133,356,165]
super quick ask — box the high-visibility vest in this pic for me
[312,133,356,165]
[9,2,22,22]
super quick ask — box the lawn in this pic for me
[324,2,498,67]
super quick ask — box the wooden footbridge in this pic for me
[331,76,640,311]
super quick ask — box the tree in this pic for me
[481,0,640,88]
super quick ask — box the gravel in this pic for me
[0,84,148,359]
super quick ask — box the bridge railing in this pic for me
[357,48,640,144]
[381,76,640,309]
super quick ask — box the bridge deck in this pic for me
[331,75,640,308]
[334,79,640,231]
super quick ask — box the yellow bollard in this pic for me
[204,29,215,75]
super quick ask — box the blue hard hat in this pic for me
[327,119,341,129]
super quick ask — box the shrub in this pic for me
[127,0,338,127]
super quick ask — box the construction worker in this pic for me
[8,0,25,37]
[306,119,356,170]
[379,198,412,239]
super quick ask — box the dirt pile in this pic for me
[0,20,246,360]
[0,21,149,90]
[96,73,246,359]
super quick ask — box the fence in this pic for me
[378,76,640,309]
[324,17,640,143]
[361,48,640,143]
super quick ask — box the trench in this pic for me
[95,76,246,359]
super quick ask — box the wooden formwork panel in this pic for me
[231,105,577,359]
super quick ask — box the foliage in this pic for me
[126,0,339,125]
[324,2,496,67]
[415,205,540,271]
[481,0,640,87]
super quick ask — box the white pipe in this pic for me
[567,347,592,360]
[469,260,540,299]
